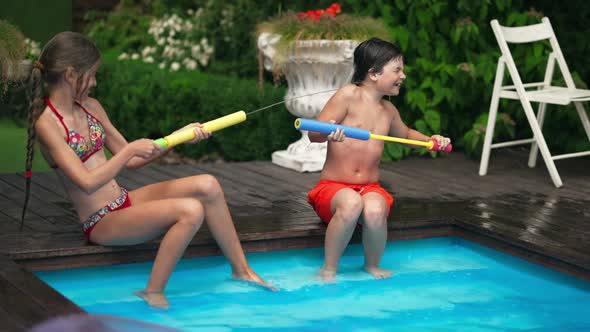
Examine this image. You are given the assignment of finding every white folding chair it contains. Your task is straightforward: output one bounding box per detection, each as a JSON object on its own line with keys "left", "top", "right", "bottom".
{"left": 479, "top": 17, "right": 590, "bottom": 188}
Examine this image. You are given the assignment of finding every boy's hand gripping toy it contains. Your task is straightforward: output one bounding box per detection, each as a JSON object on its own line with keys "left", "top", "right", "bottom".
{"left": 294, "top": 118, "right": 452, "bottom": 152}
{"left": 153, "top": 111, "right": 247, "bottom": 149}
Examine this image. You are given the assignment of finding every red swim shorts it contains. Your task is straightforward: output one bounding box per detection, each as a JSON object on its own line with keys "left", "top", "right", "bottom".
{"left": 307, "top": 180, "right": 394, "bottom": 224}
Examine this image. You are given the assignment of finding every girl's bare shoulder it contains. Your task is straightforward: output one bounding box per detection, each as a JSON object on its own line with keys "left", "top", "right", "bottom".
{"left": 35, "top": 106, "right": 67, "bottom": 143}
{"left": 80, "top": 97, "right": 110, "bottom": 123}
{"left": 36, "top": 105, "right": 60, "bottom": 130}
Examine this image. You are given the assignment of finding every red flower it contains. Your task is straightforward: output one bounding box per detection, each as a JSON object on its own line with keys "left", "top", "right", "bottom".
{"left": 330, "top": 3, "right": 341, "bottom": 14}
{"left": 296, "top": 3, "right": 342, "bottom": 22}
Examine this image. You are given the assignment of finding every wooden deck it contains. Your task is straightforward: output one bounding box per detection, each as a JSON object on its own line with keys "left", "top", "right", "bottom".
{"left": 1, "top": 148, "right": 589, "bottom": 331}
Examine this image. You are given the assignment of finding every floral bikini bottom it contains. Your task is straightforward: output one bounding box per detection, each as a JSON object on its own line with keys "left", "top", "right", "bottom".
{"left": 82, "top": 188, "right": 132, "bottom": 240}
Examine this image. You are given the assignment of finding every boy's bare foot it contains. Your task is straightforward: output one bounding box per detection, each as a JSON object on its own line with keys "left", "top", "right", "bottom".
{"left": 134, "top": 290, "right": 169, "bottom": 309}
{"left": 364, "top": 266, "right": 393, "bottom": 279}
{"left": 318, "top": 267, "right": 337, "bottom": 283}
{"left": 233, "top": 268, "right": 277, "bottom": 291}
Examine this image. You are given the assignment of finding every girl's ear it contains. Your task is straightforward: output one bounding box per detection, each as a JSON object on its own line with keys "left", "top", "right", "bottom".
{"left": 63, "top": 66, "right": 78, "bottom": 85}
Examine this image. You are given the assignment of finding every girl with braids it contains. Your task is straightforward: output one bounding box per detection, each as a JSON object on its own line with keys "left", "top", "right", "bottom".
{"left": 22, "top": 32, "right": 273, "bottom": 309}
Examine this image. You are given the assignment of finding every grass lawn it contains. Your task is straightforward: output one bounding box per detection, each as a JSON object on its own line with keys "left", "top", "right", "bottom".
{"left": 0, "top": 118, "right": 50, "bottom": 173}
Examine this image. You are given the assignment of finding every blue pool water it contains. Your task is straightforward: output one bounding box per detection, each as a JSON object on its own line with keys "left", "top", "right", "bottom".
{"left": 37, "top": 237, "right": 590, "bottom": 331}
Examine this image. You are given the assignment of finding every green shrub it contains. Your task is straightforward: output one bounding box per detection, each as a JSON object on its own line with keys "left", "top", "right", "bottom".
{"left": 94, "top": 51, "right": 298, "bottom": 161}
{"left": 342, "top": 0, "right": 590, "bottom": 159}
{"left": 85, "top": 7, "right": 153, "bottom": 54}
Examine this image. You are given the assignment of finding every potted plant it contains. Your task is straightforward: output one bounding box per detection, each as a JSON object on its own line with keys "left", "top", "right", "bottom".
{"left": 257, "top": 4, "right": 388, "bottom": 77}
{"left": 0, "top": 21, "right": 41, "bottom": 121}
{"left": 256, "top": 3, "right": 389, "bottom": 172}
{"left": 0, "top": 20, "right": 27, "bottom": 91}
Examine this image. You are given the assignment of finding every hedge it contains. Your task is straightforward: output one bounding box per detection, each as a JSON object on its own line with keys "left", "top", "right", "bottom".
{"left": 94, "top": 52, "right": 298, "bottom": 161}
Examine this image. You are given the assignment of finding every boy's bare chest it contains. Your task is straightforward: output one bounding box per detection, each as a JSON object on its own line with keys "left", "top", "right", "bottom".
{"left": 343, "top": 106, "right": 392, "bottom": 135}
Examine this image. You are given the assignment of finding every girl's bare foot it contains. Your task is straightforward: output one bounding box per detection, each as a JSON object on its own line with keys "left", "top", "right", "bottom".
{"left": 364, "top": 266, "right": 393, "bottom": 279}
{"left": 233, "top": 268, "right": 277, "bottom": 291}
{"left": 135, "top": 290, "right": 170, "bottom": 309}
{"left": 318, "top": 267, "right": 337, "bottom": 283}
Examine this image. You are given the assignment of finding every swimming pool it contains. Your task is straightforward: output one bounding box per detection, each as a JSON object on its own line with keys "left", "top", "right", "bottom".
{"left": 36, "top": 237, "right": 590, "bottom": 331}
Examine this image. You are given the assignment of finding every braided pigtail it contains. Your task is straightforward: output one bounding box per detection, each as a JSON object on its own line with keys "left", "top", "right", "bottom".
{"left": 20, "top": 61, "right": 46, "bottom": 230}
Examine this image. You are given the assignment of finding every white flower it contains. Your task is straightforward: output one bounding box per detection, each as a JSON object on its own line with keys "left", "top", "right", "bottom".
{"left": 185, "top": 59, "right": 197, "bottom": 70}
{"left": 120, "top": 7, "right": 217, "bottom": 71}
{"left": 24, "top": 38, "right": 41, "bottom": 58}
{"left": 118, "top": 52, "right": 129, "bottom": 60}
{"left": 191, "top": 45, "right": 201, "bottom": 58}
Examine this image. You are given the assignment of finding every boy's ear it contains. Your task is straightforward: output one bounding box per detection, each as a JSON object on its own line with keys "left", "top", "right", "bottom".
{"left": 367, "top": 69, "right": 379, "bottom": 82}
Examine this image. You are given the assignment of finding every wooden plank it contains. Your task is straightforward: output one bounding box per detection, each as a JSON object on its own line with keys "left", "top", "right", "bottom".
{"left": 0, "top": 306, "right": 26, "bottom": 332}
{"left": 153, "top": 164, "right": 261, "bottom": 208}
{"left": 196, "top": 163, "right": 290, "bottom": 197}
{"left": 0, "top": 255, "right": 83, "bottom": 330}
{"left": 454, "top": 227, "right": 590, "bottom": 282}
{"left": 239, "top": 161, "right": 318, "bottom": 191}
{"left": 133, "top": 164, "right": 177, "bottom": 183}
{"left": 114, "top": 168, "right": 143, "bottom": 190}
{"left": 1, "top": 173, "right": 70, "bottom": 207}
{"left": 231, "top": 163, "right": 311, "bottom": 194}
{"left": 456, "top": 211, "right": 590, "bottom": 268}
{"left": 0, "top": 179, "right": 71, "bottom": 219}
{"left": 0, "top": 255, "right": 83, "bottom": 313}
{"left": 28, "top": 171, "right": 69, "bottom": 200}
{"left": 466, "top": 195, "right": 590, "bottom": 241}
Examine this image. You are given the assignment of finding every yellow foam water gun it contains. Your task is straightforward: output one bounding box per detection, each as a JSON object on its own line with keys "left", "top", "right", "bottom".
{"left": 153, "top": 111, "right": 247, "bottom": 149}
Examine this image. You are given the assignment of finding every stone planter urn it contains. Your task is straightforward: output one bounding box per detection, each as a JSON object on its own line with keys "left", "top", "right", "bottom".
{"left": 2, "top": 59, "right": 32, "bottom": 82}
{"left": 258, "top": 33, "right": 358, "bottom": 172}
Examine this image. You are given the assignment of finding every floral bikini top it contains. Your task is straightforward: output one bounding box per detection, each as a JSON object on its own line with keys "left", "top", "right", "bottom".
{"left": 46, "top": 97, "right": 106, "bottom": 168}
